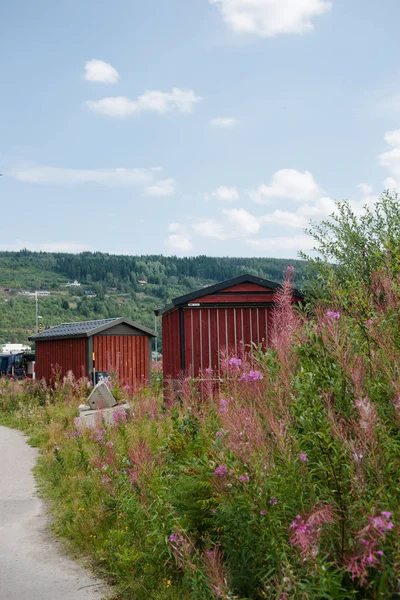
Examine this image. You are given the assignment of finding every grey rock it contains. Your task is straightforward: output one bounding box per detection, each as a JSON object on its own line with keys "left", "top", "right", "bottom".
{"left": 75, "top": 404, "right": 132, "bottom": 429}
{"left": 87, "top": 382, "right": 117, "bottom": 410}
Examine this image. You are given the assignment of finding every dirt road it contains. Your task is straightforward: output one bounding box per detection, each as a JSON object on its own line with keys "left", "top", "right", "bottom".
{"left": 0, "top": 425, "right": 109, "bottom": 600}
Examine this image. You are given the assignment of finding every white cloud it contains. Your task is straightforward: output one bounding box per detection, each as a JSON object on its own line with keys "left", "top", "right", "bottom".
{"left": 357, "top": 183, "right": 373, "bottom": 194}
{"left": 384, "top": 128, "right": 400, "bottom": 148}
{"left": 84, "top": 59, "right": 120, "bottom": 84}
{"left": 166, "top": 235, "right": 193, "bottom": 254}
{"left": 259, "top": 196, "right": 335, "bottom": 229}
{"left": 0, "top": 241, "right": 93, "bottom": 253}
{"left": 9, "top": 165, "right": 154, "bottom": 186}
{"left": 193, "top": 207, "right": 260, "bottom": 240}
{"left": 85, "top": 88, "right": 202, "bottom": 117}
{"left": 209, "top": 0, "right": 332, "bottom": 37}
{"left": 223, "top": 207, "right": 260, "bottom": 235}
{"left": 193, "top": 219, "right": 227, "bottom": 240}
{"left": 378, "top": 128, "right": 400, "bottom": 189}
{"left": 205, "top": 186, "right": 239, "bottom": 201}
{"left": 145, "top": 178, "right": 176, "bottom": 197}
{"left": 246, "top": 234, "right": 315, "bottom": 251}
{"left": 210, "top": 117, "right": 239, "bottom": 128}
{"left": 250, "top": 168, "right": 321, "bottom": 203}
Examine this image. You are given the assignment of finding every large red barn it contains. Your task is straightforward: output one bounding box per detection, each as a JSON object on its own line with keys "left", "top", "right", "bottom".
{"left": 30, "top": 318, "right": 156, "bottom": 387}
{"left": 156, "top": 274, "right": 303, "bottom": 382}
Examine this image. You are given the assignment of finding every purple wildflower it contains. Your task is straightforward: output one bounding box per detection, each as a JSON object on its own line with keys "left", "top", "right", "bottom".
{"left": 228, "top": 357, "right": 242, "bottom": 368}
{"left": 240, "top": 370, "right": 263, "bottom": 382}
{"left": 113, "top": 408, "right": 127, "bottom": 425}
{"left": 169, "top": 532, "right": 184, "bottom": 545}
{"left": 269, "top": 496, "right": 278, "bottom": 505}
{"left": 260, "top": 510, "right": 265, "bottom": 516}
{"left": 381, "top": 511, "right": 392, "bottom": 519}
{"left": 326, "top": 310, "right": 341, "bottom": 320}
{"left": 216, "top": 431, "right": 223, "bottom": 438}
{"left": 239, "top": 473, "right": 250, "bottom": 483}
{"left": 105, "top": 441, "right": 114, "bottom": 449}
{"left": 347, "top": 511, "right": 395, "bottom": 585}
{"left": 214, "top": 464, "right": 228, "bottom": 478}
{"left": 218, "top": 399, "right": 229, "bottom": 414}
{"left": 298, "top": 452, "right": 309, "bottom": 463}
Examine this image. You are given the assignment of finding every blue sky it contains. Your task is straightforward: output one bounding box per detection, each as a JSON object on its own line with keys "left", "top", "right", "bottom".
{"left": 1, "top": 0, "right": 400, "bottom": 258}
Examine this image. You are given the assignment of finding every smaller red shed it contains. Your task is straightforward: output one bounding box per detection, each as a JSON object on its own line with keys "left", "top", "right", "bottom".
{"left": 30, "top": 317, "right": 156, "bottom": 387}
{"left": 156, "top": 274, "right": 303, "bottom": 382}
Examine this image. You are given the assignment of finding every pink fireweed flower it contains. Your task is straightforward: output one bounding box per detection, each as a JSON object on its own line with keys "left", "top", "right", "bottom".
{"left": 218, "top": 398, "right": 229, "bottom": 414}
{"left": 347, "top": 511, "right": 395, "bottom": 585}
{"left": 298, "top": 452, "right": 309, "bottom": 463}
{"left": 290, "top": 505, "right": 336, "bottom": 559}
{"left": 240, "top": 370, "right": 263, "bottom": 382}
{"left": 326, "top": 310, "right": 341, "bottom": 320}
{"left": 214, "top": 464, "right": 228, "bottom": 478}
{"left": 239, "top": 473, "right": 250, "bottom": 483}
{"left": 169, "top": 532, "right": 184, "bottom": 544}
{"left": 112, "top": 408, "right": 128, "bottom": 425}
{"left": 228, "top": 357, "right": 242, "bottom": 369}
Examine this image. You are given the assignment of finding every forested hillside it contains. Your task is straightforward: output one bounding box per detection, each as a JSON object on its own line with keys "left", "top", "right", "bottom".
{"left": 0, "top": 250, "right": 307, "bottom": 346}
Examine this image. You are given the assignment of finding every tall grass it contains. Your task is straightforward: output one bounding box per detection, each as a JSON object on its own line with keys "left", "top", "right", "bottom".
{"left": 1, "top": 267, "right": 400, "bottom": 599}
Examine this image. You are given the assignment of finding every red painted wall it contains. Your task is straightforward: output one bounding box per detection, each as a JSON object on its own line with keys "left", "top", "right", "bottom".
{"left": 182, "top": 306, "right": 271, "bottom": 378}
{"left": 35, "top": 338, "right": 87, "bottom": 382}
{"left": 93, "top": 335, "right": 149, "bottom": 388}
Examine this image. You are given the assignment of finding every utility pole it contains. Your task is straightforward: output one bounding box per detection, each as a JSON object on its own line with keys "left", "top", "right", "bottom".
{"left": 154, "top": 315, "right": 158, "bottom": 361}
{"left": 35, "top": 292, "right": 38, "bottom": 333}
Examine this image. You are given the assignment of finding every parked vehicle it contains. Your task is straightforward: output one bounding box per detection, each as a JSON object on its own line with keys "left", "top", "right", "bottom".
{"left": 0, "top": 352, "right": 35, "bottom": 379}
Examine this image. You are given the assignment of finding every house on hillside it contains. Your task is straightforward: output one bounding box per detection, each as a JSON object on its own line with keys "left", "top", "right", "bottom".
{"left": 30, "top": 318, "right": 156, "bottom": 387}
{"left": 155, "top": 274, "right": 303, "bottom": 383}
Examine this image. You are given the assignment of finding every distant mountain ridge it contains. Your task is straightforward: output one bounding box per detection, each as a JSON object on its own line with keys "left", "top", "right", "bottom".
{"left": 0, "top": 251, "right": 307, "bottom": 345}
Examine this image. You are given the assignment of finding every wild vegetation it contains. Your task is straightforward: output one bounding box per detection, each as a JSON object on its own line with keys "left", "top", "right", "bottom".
{"left": 1, "top": 193, "right": 400, "bottom": 599}
{"left": 0, "top": 252, "right": 307, "bottom": 346}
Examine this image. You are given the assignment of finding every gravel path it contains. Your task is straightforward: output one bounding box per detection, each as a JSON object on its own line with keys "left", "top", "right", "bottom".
{"left": 0, "top": 425, "right": 110, "bottom": 600}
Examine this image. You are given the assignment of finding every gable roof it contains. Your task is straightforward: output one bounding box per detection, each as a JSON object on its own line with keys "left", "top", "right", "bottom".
{"left": 155, "top": 273, "right": 303, "bottom": 316}
{"left": 29, "top": 317, "right": 156, "bottom": 341}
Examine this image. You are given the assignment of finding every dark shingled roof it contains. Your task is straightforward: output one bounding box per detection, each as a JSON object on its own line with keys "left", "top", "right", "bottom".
{"left": 29, "top": 317, "right": 156, "bottom": 341}
{"left": 155, "top": 273, "right": 303, "bottom": 316}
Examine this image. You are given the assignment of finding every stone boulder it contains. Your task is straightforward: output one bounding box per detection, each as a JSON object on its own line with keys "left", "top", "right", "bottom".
{"left": 87, "top": 382, "right": 117, "bottom": 410}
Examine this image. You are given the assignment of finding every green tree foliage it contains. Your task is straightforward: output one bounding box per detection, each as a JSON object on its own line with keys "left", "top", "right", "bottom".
{"left": 301, "top": 191, "right": 400, "bottom": 315}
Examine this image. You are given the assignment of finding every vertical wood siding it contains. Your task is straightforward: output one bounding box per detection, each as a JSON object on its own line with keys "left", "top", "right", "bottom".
{"left": 183, "top": 306, "right": 269, "bottom": 377}
{"left": 93, "top": 335, "right": 149, "bottom": 388}
{"left": 35, "top": 338, "right": 87, "bottom": 382}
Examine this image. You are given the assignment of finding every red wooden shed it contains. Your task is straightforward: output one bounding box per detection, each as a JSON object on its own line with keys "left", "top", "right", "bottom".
{"left": 155, "top": 274, "right": 303, "bottom": 382}
{"left": 30, "top": 317, "right": 156, "bottom": 387}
